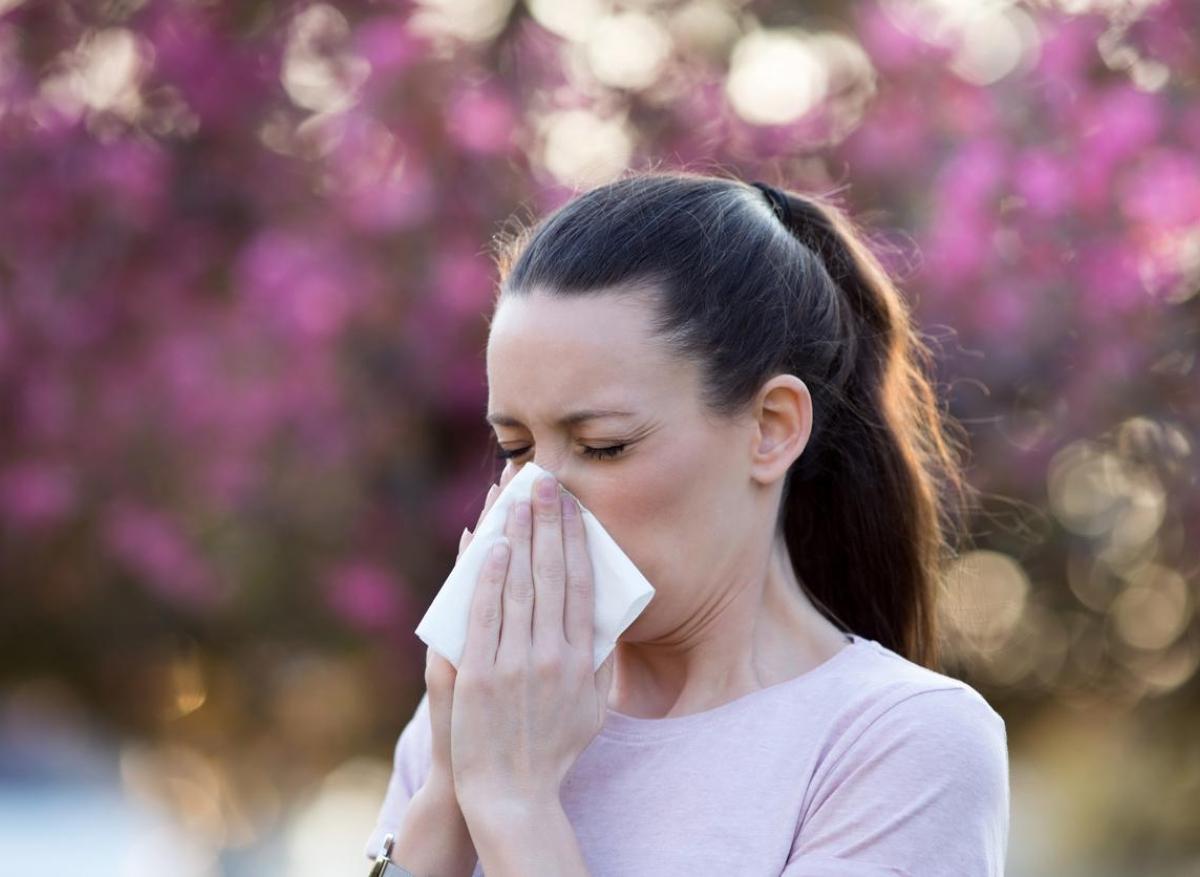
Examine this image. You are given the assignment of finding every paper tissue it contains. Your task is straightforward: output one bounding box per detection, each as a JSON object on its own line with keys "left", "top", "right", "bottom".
{"left": 415, "top": 462, "right": 655, "bottom": 672}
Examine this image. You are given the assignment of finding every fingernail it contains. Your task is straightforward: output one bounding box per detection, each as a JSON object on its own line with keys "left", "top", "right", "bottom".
{"left": 561, "top": 494, "right": 576, "bottom": 518}
{"left": 491, "top": 538, "right": 510, "bottom": 561}
{"left": 515, "top": 499, "right": 532, "bottom": 524}
{"left": 536, "top": 474, "right": 557, "bottom": 502}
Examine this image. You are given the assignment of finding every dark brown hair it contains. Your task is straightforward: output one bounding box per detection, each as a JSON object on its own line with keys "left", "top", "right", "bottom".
{"left": 489, "top": 170, "right": 976, "bottom": 670}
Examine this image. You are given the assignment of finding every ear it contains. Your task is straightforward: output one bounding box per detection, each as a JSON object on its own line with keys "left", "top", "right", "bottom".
{"left": 748, "top": 374, "right": 813, "bottom": 488}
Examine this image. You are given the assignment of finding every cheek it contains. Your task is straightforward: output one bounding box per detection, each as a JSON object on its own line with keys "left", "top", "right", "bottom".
{"left": 588, "top": 439, "right": 717, "bottom": 590}
{"left": 590, "top": 436, "right": 704, "bottom": 528}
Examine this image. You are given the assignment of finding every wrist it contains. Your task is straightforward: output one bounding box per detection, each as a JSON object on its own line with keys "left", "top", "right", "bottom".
{"left": 419, "top": 770, "right": 463, "bottom": 814}
{"left": 381, "top": 775, "right": 477, "bottom": 877}
{"left": 459, "top": 789, "right": 562, "bottom": 838}
{"left": 411, "top": 778, "right": 473, "bottom": 843}
{"left": 460, "top": 796, "right": 583, "bottom": 877}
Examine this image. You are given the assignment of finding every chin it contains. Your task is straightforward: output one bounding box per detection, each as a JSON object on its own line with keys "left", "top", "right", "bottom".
{"left": 618, "top": 606, "right": 657, "bottom": 644}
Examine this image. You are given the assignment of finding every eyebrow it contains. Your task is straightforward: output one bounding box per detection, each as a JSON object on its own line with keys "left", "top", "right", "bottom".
{"left": 486, "top": 408, "right": 637, "bottom": 428}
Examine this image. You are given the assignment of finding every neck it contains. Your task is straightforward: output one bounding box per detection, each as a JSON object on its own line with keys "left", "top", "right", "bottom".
{"left": 608, "top": 535, "right": 850, "bottom": 720}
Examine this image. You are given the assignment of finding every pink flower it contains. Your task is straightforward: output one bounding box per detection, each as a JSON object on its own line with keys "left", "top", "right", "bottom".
{"left": 1077, "top": 239, "right": 1145, "bottom": 316}
{"left": 1077, "top": 85, "right": 1164, "bottom": 166}
{"left": 1033, "top": 13, "right": 1104, "bottom": 83}
{"left": 0, "top": 461, "right": 75, "bottom": 530}
{"left": 1014, "top": 148, "right": 1074, "bottom": 218}
{"left": 235, "top": 230, "right": 360, "bottom": 341}
{"left": 102, "top": 501, "right": 226, "bottom": 611}
{"left": 321, "top": 113, "right": 436, "bottom": 232}
{"left": 88, "top": 141, "right": 169, "bottom": 228}
{"left": 353, "top": 15, "right": 429, "bottom": 81}
{"left": 844, "top": 96, "right": 928, "bottom": 174}
{"left": 433, "top": 238, "right": 496, "bottom": 319}
{"left": 855, "top": 3, "right": 921, "bottom": 73}
{"left": 324, "top": 561, "right": 406, "bottom": 632}
{"left": 446, "top": 80, "right": 517, "bottom": 155}
{"left": 1119, "top": 148, "right": 1200, "bottom": 229}
{"left": 934, "top": 139, "right": 1007, "bottom": 212}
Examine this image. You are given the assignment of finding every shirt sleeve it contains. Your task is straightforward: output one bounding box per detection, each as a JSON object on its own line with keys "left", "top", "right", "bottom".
{"left": 363, "top": 690, "right": 434, "bottom": 862}
{"left": 782, "top": 686, "right": 1010, "bottom": 877}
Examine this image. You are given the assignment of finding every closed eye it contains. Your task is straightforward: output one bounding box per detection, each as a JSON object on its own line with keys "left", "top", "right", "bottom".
{"left": 494, "top": 444, "right": 628, "bottom": 462}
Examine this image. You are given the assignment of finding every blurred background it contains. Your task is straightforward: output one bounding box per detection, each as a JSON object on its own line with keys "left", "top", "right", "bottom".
{"left": 0, "top": 0, "right": 1197, "bottom": 874}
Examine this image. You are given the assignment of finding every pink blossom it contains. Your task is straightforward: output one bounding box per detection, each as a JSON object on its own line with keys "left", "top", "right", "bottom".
{"left": 1014, "top": 148, "right": 1074, "bottom": 218}
{"left": 235, "top": 230, "right": 360, "bottom": 341}
{"left": 102, "top": 501, "right": 226, "bottom": 611}
{"left": 1118, "top": 147, "right": 1200, "bottom": 229}
{"left": 17, "top": 369, "right": 73, "bottom": 442}
{"left": 0, "top": 461, "right": 76, "bottom": 530}
{"left": 1126, "top": 0, "right": 1200, "bottom": 68}
{"left": 0, "top": 312, "right": 9, "bottom": 370}
{"left": 933, "top": 139, "right": 1008, "bottom": 215}
{"left": 324, "top": 560, "right": 406, "bottom": 632}
{"left": 845, "top": 93, "right": 929, "bottom": 174}
{"left": 446, "top": 81, "right": 517, "bottom": 155}
{"left": 88, "top": 141, "right": 169, "bottom": 228}
{"left": 433, "top": 238, "right": 496, "bottom": 319}
{"left": 855, "top": 3, "right": 933, "bottom": 73}
{"left": 353, "top": 15, "right": 430, "bottom": 81}
{"left": 322, "top": 114, "right": 437, "bottom": 232}
{"left": 921, "top": 212, "right": 994, "bottom": 290}
{"left": 1033, "top": 13, "right": 1104, "bottom": 83}
{"left": 975, "top": 281, "right": 1034, "bottom": 340}
{"left": 1077, "top": 239, "right": 1146, "bottom": 316}
{"left": 1076, "top": 85, "right": 1164, "bottom": 166}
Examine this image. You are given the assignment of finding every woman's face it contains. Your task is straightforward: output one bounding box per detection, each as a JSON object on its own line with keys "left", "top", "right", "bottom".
{"left": 485, "top": 287, "right": 805, "bottom": 643}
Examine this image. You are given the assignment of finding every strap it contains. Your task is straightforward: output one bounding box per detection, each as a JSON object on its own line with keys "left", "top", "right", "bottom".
{"left": 378, "top": 862, "right": 417, "bottom": 877}
{"left": 368, "top": 833, "right": 418, "bottom": 877}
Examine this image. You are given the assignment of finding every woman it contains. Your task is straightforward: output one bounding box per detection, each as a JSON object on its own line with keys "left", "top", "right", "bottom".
{"left": 364, "top": 171, "right": 1009, "bottom": 876}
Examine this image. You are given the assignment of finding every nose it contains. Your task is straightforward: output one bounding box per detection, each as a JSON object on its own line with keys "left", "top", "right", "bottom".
{"left": 523, "top": 458, "right": 575, "bottom": 502}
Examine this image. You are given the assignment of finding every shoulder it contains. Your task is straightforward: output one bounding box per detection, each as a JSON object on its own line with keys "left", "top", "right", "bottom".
{"left": 790, "top": 641, "right": 1010, "bottom": 873}
{"left": 829, "top": 636, "right": 1006, "bottom": 735}
{"left": 808, "top": 638, "right": 1009, "bottom": 808}
{"left": 847, "top": 684, "right": 1008, "bottom": 780}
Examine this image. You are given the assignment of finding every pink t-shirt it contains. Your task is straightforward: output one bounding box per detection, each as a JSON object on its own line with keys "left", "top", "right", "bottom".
{"left": 365, "top": 632, "right": 1009, "bottom": 876}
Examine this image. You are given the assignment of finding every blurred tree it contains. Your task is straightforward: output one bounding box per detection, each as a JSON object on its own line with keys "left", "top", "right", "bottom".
{"left": 0, "top": 0, "right": 1197, "bottom": 867}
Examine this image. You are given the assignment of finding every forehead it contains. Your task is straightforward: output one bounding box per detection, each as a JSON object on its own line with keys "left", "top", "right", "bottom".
{"left": 486, "top": 289, "right": 684, "bottom": 418}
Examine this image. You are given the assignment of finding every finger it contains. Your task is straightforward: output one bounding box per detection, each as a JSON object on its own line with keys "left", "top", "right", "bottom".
{"left": 496, "top": 498, "right": 535, "bottom": 666}
{"left": 461, "top": 535, "right": 511, "bottom": 670}
{"left": 427, "top": 646, "right": 455, "bottom": 678}
{"left": 529, "top": 473, "right": 567, "bottom": 652}
{"left": 426, "top": 646, "right": 456, "bottom": 693}
{"left": 560, "top": 491, "right": 595, "bottom": 654}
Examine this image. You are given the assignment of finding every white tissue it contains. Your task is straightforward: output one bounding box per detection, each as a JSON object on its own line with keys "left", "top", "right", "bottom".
{"left": 415, "top": 462, "right": 655, "bottom": 672}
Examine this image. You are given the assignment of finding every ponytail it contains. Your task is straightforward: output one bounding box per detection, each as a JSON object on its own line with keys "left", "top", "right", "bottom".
{"left": 768, "top": 186, "right": 977, "bottom": 669}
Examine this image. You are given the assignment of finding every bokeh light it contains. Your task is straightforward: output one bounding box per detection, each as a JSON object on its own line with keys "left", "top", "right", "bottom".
{"left": 1, "top": 0, "right": 1197, "bottom": 873}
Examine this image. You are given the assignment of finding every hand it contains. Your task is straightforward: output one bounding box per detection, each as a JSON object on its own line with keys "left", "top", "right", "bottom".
{"left": 426, "top": 462, "right": 520, "bottom": 784}
{"left": 449, "top": 469, "right": 616, "bottom": 817}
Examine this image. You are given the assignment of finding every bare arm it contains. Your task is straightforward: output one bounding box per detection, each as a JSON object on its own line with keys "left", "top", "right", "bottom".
{"left": 462, "top": 796, "right": 591, "bottom": 877}
{"left": 382, "top": 774, "right": 478, "bottom": 877}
